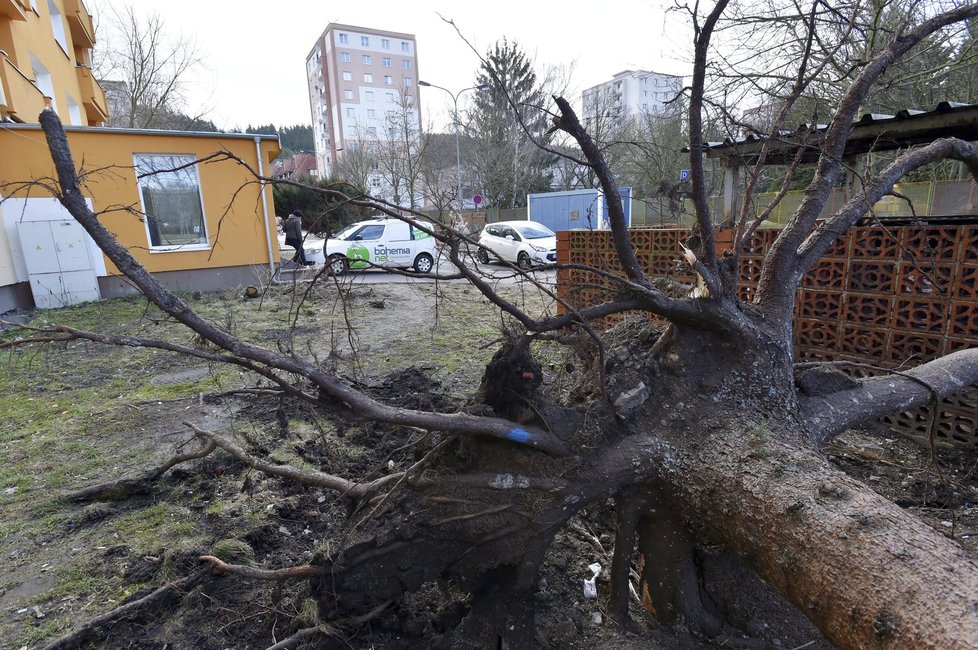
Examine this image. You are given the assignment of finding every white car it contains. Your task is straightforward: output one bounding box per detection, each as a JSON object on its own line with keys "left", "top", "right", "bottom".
{"left": 475, "top": 221, "right": 557, "bottom": 269}
{"left": 323, "top": 218, "right": 437, "bottom": 275}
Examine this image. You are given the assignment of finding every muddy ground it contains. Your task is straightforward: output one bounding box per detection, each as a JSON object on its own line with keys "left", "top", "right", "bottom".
{"left": 0, "top": 278, "right": 976, "bottom": 649}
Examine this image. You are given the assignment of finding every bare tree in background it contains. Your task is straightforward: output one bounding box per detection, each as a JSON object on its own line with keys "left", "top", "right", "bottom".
{"left": 96, "top": 5, "right": 202, "bottom": 129}
{"left": 21, "top": 1, "right": 978, "bottom": 648}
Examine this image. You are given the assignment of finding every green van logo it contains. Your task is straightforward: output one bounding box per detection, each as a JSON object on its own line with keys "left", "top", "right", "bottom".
{"left": 346, "top": 244, "right": 370, "bottom": 269}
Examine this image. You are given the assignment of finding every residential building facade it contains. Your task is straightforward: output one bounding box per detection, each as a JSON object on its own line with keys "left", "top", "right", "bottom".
{"left": 581, "top": 69, "right": 683, "bottom": 127}
{"left": 0, "top": 0, "right": 107, "bottom": 125}
{"left": 0, "top": 0, "right": 282, "bottom": 313}
{"left": 305, "top": 24, "right": 421, "bottom": 194}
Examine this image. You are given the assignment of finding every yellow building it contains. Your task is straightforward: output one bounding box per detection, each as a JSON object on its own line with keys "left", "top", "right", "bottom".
{"left": 0, "top": 0, "right": 283, "bottom": 312}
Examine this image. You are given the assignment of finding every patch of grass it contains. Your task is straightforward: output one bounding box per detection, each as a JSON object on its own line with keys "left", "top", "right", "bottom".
{"left": 110, "top": 503, "right": 207, "bottom": 555}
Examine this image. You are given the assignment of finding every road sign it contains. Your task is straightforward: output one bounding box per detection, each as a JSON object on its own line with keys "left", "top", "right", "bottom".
{"left": 680, "top": 169, "right": 690, "bottom": 181}
{"left": 472, "top": 194, "right": 483, "bottom": 206}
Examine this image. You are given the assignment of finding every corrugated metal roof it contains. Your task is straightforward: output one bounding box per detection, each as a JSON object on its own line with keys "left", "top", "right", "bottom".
{"left": 698, "top": 101, "right": 978, "bottom": 163}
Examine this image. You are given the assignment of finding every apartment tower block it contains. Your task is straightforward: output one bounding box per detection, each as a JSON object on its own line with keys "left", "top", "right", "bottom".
{"left": 306, "top": 23, "right": 421, "bottom": 181}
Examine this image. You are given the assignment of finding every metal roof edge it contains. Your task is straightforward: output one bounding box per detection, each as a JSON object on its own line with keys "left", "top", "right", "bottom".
{"left": 0, "top": 122, "right": 280, "bottom": 141}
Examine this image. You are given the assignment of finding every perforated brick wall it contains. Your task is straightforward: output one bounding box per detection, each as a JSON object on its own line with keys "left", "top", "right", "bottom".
{"left": 557, "top": 225, "right": 978, "bottom": 448}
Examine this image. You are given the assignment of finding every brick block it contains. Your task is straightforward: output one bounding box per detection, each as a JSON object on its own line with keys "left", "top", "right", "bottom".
{"left": 803, "top": 259, "right": 848, "bottom": 291}
{"left": 888, "top": 330, "right": 944, "bottom": 364}
{"left": 902, "top": 226, "right": 959, "bottom": 262}
{"left": 892, "top": 297, "right": 947, "bottom": 334}
{"left": 954, "top": 264, "right": 978, "bottom": 302}
{"left": 847, "top": 260, "right": 896, "bottom": 294}
{"left": 948, "top": 302, "right": 978, "bottom": 341}
{"left": 897, "top": 262, "right": 955, "bottom": 297}
{"left": 845, "top": 294, "right": 894, "bottom": 327}
{"left": 941, "top": 385, "right": 978, "bottom": 413}
{"left": 961, "top": 225, "right": 978, "bottom": 264}
{"left": 797, "top": 318, "right": 840, "bottom": 349}
{"left": 797, "top": 288, "right": 841, "bottom": 321}
{"left": 851, "top": 226, "right": 902, "bottom": 259}
{"left": 839, "top": 324, "right": 888, "bottom": 358}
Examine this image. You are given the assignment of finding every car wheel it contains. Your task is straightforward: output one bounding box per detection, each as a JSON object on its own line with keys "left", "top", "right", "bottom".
{"left": 414, "top": 253, "right": 434, "bottom": 274}
{"left": 327, "top": 255, "right": 348, "bottom": 276}
{"left": 476, "top": 248, "right": 490, "bottom": 264}
{"left": 517, "top": 251, "right": 532, "bottom": 270}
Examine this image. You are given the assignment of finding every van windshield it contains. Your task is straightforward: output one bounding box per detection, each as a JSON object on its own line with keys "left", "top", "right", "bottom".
{"left": 333, "top": 223, "right": 366, "bottom": 240}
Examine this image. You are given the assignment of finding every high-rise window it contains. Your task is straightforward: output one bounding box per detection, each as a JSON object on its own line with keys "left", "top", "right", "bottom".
{"left": 340, "top": 52, "right": 350, "bottom": 62}
{"left": 384, "top": 76, "right": 392, "bottom": 85}
{"left": 403, "top": 77, "right": 413, "bottom": 87}
{"left": 342, "top": 71, "right": 352, "bottom": 81}
{"left": 381, "top": 39, "right": 390, "bottom": 49}
{"left": 364, "top": 73, "right": 373, "bottom": 83}
{"left": 402, "top": 60, "right": 411, "bottom": 70}
{"left": 338, "top": 33, "right": 348, "bottom": 44}
{"left": 366, "top": 91, "right": 375, "bottom": 101}
{"left": 47, "top": 0, "right": 68, "bottom": 53}
{"left": 401, "top": 41, "right": 410, "bottom": 52}
{"left": 362, "top": 55, "right": 371, "bottom": 64}
{"left": 383, "top": 57, "right": 391, "bottom": 67}
{"left": 361, "top": 36, "right": 370, "bottom": 46}
{"left": 344, "top": 90, "right": 353, "bottom": 99}
{"left": 367, "top": 109, "right": 376, "bottom": 119}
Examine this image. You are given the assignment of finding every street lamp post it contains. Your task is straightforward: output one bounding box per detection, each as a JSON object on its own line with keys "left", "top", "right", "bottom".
{"left": 418, "top": 80, "right": 489, "bottom": 212}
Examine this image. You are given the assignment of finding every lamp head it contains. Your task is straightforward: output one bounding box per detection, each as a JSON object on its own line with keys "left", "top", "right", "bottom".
{"left": 418, "top": 80, "right": 432, "bottom": 87}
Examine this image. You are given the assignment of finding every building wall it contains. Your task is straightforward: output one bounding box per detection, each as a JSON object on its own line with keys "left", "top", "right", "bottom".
{"left": 0, "top": 124, "right": 281, "bottom": 300}
{"left": 0, "top": 0, "right": 106, "bottom": 126}
{"left": 306, "top": 23, "right": 421, "bottom": 179}
{"left": 581, "top": 69, "right": 683, "bottom": 125}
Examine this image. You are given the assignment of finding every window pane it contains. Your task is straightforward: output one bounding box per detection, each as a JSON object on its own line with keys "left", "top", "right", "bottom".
{"left": 134, "top": 154, "right": 206, "bottom": 248}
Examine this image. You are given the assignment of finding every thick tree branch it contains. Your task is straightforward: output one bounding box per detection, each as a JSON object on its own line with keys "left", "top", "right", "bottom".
{"left": 797, "top": 137, "right": 978, "bottom": 272}
{"left": 756, "top": 3, "right": 978, "bottom": 317}
{"left": 800, "top": 349, "right": 978, "bottom": 446}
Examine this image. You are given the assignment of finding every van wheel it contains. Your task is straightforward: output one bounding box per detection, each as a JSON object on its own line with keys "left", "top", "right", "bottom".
{"left": 517, "top": 252, "right": 532, "bottom": 270}
{"left": 476, "top": 249, "right": 490, "bottom": 264}
{"left": 414, "top": 253, "right": 434, "bottom": 274}
{"left": 328, "top": 255, "right": 348, "bottom": 276}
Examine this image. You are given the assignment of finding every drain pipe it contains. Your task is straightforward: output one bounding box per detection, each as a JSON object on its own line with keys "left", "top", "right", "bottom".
{"left": 255, "top": 136, "right": 277, "bottom": 278}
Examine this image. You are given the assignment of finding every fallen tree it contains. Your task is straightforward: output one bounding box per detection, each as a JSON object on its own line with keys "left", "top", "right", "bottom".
{"left": 23, "top": 1, "right": 978, "bottom": 647}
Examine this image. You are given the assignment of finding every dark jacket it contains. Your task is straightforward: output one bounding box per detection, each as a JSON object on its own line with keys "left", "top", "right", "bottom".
{"left": 284, "top": 215, "right": 303, "bottom": 244}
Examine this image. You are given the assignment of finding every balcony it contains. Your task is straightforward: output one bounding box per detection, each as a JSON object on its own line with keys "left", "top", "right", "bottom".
{"left": 74, "top": 63, "right": 107, "bottom": 124}
{"left": 62, "top": 0, "right": 96, "bottom": 48}
{"left": 0, "top": 0, "right": 28, "bottom": 21}
{"left": 0, "top": 52, "right": 47, "bottom": 122}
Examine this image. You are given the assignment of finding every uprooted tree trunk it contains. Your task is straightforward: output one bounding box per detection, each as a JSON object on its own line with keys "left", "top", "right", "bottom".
{"left": 30, "top": 2, "right": 978, "bottom": 646}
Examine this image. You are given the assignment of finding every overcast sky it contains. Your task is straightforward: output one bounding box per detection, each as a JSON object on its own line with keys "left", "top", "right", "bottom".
{"left": 88, "top": 0, "right": 692, "bottom": 133}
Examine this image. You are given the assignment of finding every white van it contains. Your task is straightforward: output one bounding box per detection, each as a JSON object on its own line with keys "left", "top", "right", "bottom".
{"left": 323, "top": 218, "right": 438, "bottom": 275}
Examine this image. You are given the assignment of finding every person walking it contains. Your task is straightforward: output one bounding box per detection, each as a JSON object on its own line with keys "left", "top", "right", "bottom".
{"left": 284, "top": 210, "right": 313, "bottom": 266}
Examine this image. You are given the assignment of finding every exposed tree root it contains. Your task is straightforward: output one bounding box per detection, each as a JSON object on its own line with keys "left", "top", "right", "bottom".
{"left": 609, "top": 489, "right": 646, "bottom": 624}
{"left": 199, "top": 555, "right": 325, "bottom": 580}
{"left": 263, "top": 600, "right": 392, "bottom": 650}
{"left": 185, "top": 422, "right": 399, "bottom": 501}
{"left": 65, "top": 438, "right": 218, "bottom": 502}
{"left": 38, "top": 570, "right": 208, "bottom": 650}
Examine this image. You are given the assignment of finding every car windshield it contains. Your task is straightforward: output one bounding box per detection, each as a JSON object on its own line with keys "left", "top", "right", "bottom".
{"left": 514, "top": 223, "right": 555, "bottom": 239}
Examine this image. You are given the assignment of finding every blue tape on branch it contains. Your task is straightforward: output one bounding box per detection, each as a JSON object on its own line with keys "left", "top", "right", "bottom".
{"left": 506, "top": 428, "right": 532, "bottom": 443}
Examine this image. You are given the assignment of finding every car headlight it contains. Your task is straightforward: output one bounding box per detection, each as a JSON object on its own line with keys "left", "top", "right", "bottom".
{"left": 530, "top": 244, "right": 547, "bottom": 252}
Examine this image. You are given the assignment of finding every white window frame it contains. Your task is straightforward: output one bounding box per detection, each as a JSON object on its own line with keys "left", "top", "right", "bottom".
{"left": 47, "top": 0, "right": 68, "bottom": 55}
{"left": 384, "top": 75, "right": 392, "bottom": 86}
{"left": 342, "top": 71, "right": 352, "bottom": 81}
{"left": 338, "top": 33, "right": 348, "bottom": 44}
{"left": 382, "top": 57, "right": 391, "bottom": 67}
{"left": 364, "top": 72, "right": 373, "bottom": 83}
{"left": 401, "top": 41, "right": 410, "bottom": 52}
{"left": 402, "top": 60, "right": 411, "bottom": 70}
{"left": 381, "top": 38, "right": 390, "bottom": 49}
{"left": 66, "top": 93, "right": 82, "bottom": 125}
{"left": 362, "top": 54, "right": 371, "bottom": 65}
{"left": 343, "top": 89, "right": 353, "bottom": 99}
{"left": 403, "top": 77, "right": 413, "bottom": 87}
{"left": 340, "top": 52, "right": 351, "bottom": 62}
{"left": 133, "top": 153, "right": 209, "bottom": 252}
{"left": 365, "top": 90, "right": 374, "bottom": 101}
{"left": 361, "top": 36, "right": 370, "bottom": 46}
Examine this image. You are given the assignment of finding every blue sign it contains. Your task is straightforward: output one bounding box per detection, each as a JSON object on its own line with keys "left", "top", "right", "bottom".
{"left": 680, "top": 169, "right": 690, "bottom": 181}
